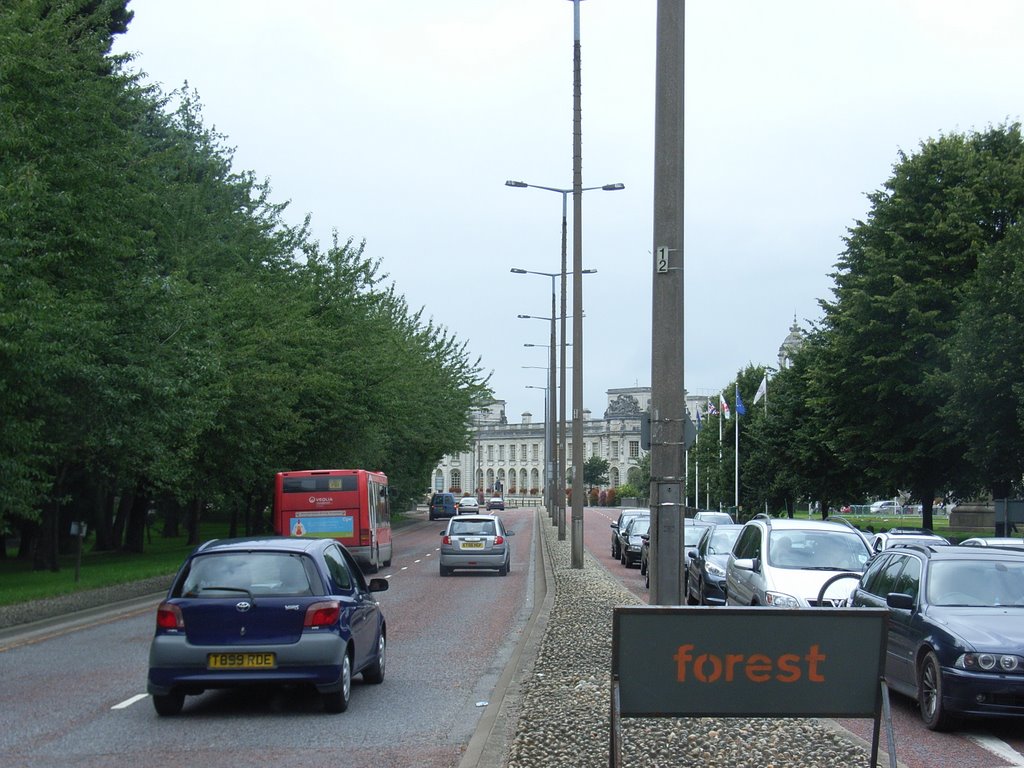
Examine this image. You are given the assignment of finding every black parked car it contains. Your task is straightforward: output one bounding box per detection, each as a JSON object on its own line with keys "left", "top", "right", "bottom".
{"left": 684, "top": 523, "right": 742, "bottom": 605}
{"left": 640, "top": 518, "right": 712, "bottom": 590}
{"left": 617, "top": 516, "right": 650, "bottom": 568}
{"left": 610, "top": 509, "right": 648, "bottom": 560}
{"left": 848, "top": 543, "right": 1024, "bottom": 730}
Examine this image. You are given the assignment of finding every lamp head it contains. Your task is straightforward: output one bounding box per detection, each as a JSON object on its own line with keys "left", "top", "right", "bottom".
{"left": 510, "top": 268, "right": 527, "bottom": 274}
{"left": 602, "top": 183, "right": 625, "bottom": 191}
{"left": 505, "top": 180, "right": 528, "bottom": 188}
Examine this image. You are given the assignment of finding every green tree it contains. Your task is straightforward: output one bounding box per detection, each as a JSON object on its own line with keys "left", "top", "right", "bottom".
{"left": 945, "top": 223, "right": 1024, "bottom": 499}
{"left": 583, "top": 455, "right": 609, "bottom": 490}
{"left": 817, "top": 124, "right": 1024, "bottom": 528}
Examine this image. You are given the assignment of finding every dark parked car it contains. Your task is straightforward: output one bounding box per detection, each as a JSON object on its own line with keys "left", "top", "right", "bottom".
{"left": 610, "top": 508, "right": 649, "bottom": 560}
{"left": 618, "top": 516, "right": 650, "bottom": 568}
{"left": 429, "top": 492, "right": 458, "bottom": 520}
{"left": 486, "top": 496, "right": 505, "bottom": 511}
{"left": 147, "top": 536, "right": 388, "bottom": 716}
{"left": 640, "top": 518, "right": 712, "bottom": 589}
{"left": 685, "top": 523, "right": 742, "bottom": 605}
{"left": 848, "top": 543, "right": 1024, "bottom": 730}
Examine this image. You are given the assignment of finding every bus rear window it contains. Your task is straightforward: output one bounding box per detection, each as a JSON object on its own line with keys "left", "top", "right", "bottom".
{"left": 282, "top": 476, "right": 357, "bottom": 493}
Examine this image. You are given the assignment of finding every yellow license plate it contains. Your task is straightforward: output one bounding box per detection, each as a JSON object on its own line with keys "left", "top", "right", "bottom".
{"left": 207, "top": 652, "right": 276, "bottom": 670}
{"left": 461, "top": 541, "right": 484, "bottom": 549}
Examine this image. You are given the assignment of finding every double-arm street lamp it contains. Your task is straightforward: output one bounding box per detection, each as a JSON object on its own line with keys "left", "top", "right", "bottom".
{"left": 507, "top": 181, "right": 623, "bottom": 562}
{"left": 518, "top": 309, "right": 561, "bottom": 528}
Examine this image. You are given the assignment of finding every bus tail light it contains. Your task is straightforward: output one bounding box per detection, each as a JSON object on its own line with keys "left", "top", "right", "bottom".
{"left": 305, "top": 601, "right": 341, "bottom": 629}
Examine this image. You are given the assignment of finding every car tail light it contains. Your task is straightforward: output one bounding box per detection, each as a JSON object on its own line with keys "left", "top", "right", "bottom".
{"left": 156, "top": 602, "right": 184, "bottom": 630}
{"left": 442, "top": 535, "right": 452, "bottom": 545}
{"left": 494, "top": 536, "right": 505, "bottom": 545}
{"left": 304, "top": 600, "right": 341, "bottom": 628}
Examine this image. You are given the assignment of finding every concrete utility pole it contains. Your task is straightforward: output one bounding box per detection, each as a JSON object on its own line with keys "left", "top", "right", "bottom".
{"left": 648, "top": 0, "right": 685, "bottom": 604}
{"left": 570, "top": 0, "right": 586, "bottom": 569}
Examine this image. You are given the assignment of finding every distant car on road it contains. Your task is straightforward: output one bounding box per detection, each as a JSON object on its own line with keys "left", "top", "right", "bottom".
{"left": 870, "top": 528, "right": 950, "bottom": 553}
{"left": 486, "top": 496, "right": 505, "bottom": 511}
{"left": 429, "top": 492, "right": 458, "bottom": 520}
{"left": 147, "top": 536, "right": 388, "bottom": 716}
{"left": 457, "top": 496, "right": 480, "bottom": 514}
{"left": 439, "top": 514, "right": 514, "bottom": 576}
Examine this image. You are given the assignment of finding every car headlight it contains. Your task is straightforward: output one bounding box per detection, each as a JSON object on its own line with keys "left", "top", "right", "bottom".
{"left": 956, "top": 653, "right": 1024, "bottom": 673}
{"left": 764, "top": 591, "right": 801, "bottom": 608}
{"left": 705, "top": 561, "right": 726, "bottom": 578}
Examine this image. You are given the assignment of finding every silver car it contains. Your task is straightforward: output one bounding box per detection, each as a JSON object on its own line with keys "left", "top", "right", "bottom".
{"left": 726, "top": 516, "right": 872, "bottom": 608}
{"left": 439, "top": 514, "right": 514, "bottom": 576}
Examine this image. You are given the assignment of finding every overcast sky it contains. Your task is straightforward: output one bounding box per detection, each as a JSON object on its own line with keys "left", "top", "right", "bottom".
{"left": 111, "top": 0, "right": 1024, "bottom": 422}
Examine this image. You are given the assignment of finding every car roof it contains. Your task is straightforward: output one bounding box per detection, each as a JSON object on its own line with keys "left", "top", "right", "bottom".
{"left": 887, "top": 542, "right": 1024, "bottom": 560}
{"left": 449, "top": 514, "right": 500, "bottom": 522}
{"left": 749, "top": 517, "right": 861, "bottom": 531}
{"left": 194, "top": 536, "right": 323, "bottom": 555}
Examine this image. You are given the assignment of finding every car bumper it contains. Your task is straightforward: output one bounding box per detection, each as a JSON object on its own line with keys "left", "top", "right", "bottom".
{"left": 940, "top": 666, "right": 1024, "bottom": 718}
{"left": 439, "top": 551, "right": 508, "bottom": 569}
{"left": 147, "top": 632, "right": 347, "bottom": 695}
{"left": 700, "top": 574, "right": 728, "bottom": 605}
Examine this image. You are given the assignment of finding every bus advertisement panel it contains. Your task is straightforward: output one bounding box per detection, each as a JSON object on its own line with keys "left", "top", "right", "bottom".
{"left": 273, "top": 469, "right": 392, "bottom": 572}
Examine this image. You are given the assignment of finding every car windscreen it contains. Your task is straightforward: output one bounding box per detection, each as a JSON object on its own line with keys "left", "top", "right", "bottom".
{"left": 927, "top": 559, "right": 1024, "bottom": 607}
{"left": 629, "top": 519, "right": 651, "bottom": 537}
{"left": 708, "top": 527, "right": 740, "bottom": 554}
{"left": 177, "top": 552, "right": 314, "bottom": 598}
{"left": 450, "top": 520, "right": 496, "bottom": 536}
{"left": 768, "top": 530, "right": 869, "bottom": 571}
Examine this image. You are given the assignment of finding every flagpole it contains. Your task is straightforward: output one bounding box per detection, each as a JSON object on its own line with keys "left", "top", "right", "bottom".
{"left": 734, "top": 390, "right": 739, "bottom": 509}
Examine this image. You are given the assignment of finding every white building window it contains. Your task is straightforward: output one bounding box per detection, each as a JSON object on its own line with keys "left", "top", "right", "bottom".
{"left": 499, "top": 445, "right": 505, "bottom": 461}
{"left": 487, "top": 445, "right": 494, "bottom": 462}
{"left": 532, "top": 444, "right": 539, "bottom": 461}
{"left": 629, "top": 440, "right": 640, "bottom": 459}
{"left": 510, "top": 444, "right": 516, "bottom": 461}
{"left": 611, "top": 440, "right": 619, "bottom": 459}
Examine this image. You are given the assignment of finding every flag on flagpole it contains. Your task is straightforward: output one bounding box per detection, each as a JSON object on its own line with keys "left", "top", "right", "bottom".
{"left": 720, "top": 392, "right": 731, "bottom": 420}
{"left": 735, "top": 385, "right": 746, "bottom": 416}
{"left": 696, "top": 408, "right": 702, "bottom": 430}
{"left": 754, "top": 374, "right": 767, "bottom": 404}
{"left": 707, "top": 398, "right": 718, "bottom": 416}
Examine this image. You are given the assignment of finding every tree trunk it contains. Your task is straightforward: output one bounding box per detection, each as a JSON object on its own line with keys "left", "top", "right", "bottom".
{"left": 186, "top": 498, "right": 202, "bottom": 545}
{"left": 123, "top": 490, "right": 148, "bottom": 554}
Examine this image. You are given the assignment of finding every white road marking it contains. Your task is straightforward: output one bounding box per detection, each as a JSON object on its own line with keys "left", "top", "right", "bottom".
{"left": 967, "top": 733, "right": 1024, "bottom": 766}
{"left": 111, "top": 694, "right": 148, "bottom": 710}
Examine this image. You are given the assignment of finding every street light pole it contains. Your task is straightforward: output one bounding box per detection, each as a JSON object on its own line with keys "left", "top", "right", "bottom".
{"left": 507, "top": 185, "right": 622, "bottom": 549}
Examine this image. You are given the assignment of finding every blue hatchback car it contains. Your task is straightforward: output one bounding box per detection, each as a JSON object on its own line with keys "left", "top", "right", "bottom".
{"left": 147, "top": 536, "right": 388, "bottom": 715}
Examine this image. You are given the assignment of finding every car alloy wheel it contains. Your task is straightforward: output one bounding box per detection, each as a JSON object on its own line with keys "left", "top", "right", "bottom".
{"left": 918, "top": 650, "right": 953, "bottom": 731}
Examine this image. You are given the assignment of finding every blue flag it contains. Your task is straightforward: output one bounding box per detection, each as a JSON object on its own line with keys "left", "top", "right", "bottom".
{"left": 735, "top": 386, "right": 747, "bottom": 416}
{"left": 696, "top": 408, "right": 702, "bottom": 430}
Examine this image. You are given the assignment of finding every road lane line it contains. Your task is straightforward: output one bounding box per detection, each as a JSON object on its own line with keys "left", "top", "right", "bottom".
{"left": 967, "top": 733, "right": 1024, "bottom": 766}
{"left": 111, "top": 694, "right": 149, "bottom": 710}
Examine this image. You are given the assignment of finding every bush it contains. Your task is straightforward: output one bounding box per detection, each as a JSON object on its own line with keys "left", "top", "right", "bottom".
{"left": 605, "top": 488, "right": 618, "bottom": 507}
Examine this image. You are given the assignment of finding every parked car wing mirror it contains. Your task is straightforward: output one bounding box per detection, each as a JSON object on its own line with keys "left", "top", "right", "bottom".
{"left": 886, "top": 592, "right": 914, "bottom": 610}
{"left": 368, "top": 578, "right": 389, "bottom": 593}
{"left": 733, "top": 557, "right": 757, "bottom": 573}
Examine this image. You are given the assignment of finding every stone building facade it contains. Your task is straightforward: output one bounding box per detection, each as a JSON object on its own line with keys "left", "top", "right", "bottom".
{"left": 429, "top": 386, "right": 654, "bottom": 500}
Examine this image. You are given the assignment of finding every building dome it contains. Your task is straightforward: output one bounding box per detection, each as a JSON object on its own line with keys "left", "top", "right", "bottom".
{"left": 778, "top": 316, "right": 805, "bottom": 369}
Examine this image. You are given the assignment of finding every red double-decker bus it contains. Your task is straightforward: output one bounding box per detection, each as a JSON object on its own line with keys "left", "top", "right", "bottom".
{"left": 273, "top": 469, "right": 392, "bottom": 572}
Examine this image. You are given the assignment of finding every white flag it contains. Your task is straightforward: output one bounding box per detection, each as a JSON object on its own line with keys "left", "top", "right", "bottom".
{"left": 720, "top": 392, "right": 731, "bottom": 420}
{"left": 753, "top": 375, "right": 767, "bottom": 404}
